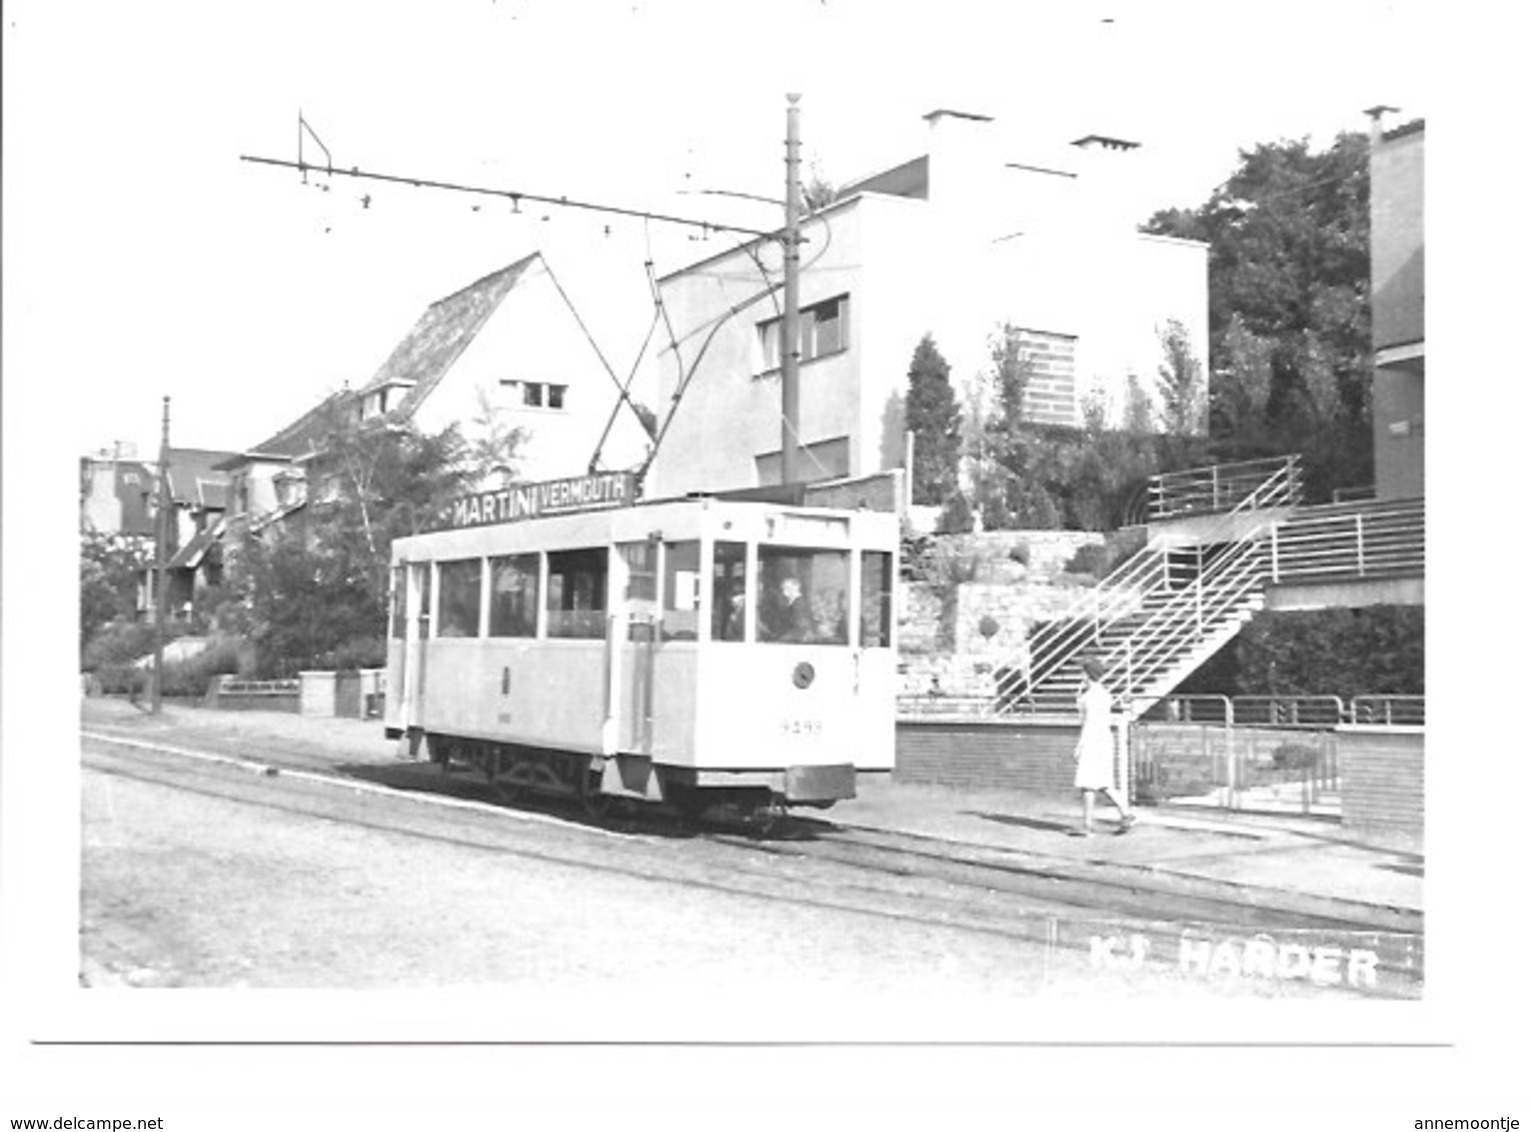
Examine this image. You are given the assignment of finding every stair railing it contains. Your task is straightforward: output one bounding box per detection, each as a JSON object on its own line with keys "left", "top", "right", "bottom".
{"left": 1094, "top": 533, "right": 1273, "bottom": 712}
{"left": 1014, "top": 456, "right": 1302, "bottom": 709}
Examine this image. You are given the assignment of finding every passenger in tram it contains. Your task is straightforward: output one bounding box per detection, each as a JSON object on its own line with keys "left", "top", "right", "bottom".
{"left": 760, "top": 573, "right": 815, "bottom": 643}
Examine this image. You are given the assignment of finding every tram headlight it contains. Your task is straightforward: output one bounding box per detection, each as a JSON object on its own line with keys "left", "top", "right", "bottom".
{"left": 792, "top": 662, "right": 815, "bottom": 689}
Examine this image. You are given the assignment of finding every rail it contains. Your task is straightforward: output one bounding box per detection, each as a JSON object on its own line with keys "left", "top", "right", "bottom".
{"left": 1269, "top": 497, "right": 1424, "bottom": 583}
{"left": 899, "top": 691, "right": 1426, "bottom": 728}
{"left": 1147, "top": 455, "right": 1304, "bottom": 520}
{"left": 1010, "top": 456, "right": 1300, "bottom": 712}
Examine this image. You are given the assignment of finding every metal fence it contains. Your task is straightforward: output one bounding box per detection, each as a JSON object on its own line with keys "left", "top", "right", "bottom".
{"left": 1147, "top": 455, "right": 1304, "bottom": 520}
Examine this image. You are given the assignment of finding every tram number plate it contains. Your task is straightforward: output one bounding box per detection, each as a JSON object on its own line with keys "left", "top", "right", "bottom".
{"left": 780, "top": 718, "right": 823, "bottom": 737}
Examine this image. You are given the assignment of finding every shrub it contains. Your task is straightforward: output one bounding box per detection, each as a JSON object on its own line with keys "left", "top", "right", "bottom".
{"left": 1007, "top": 542, "right": 1031, "bottom": 567}
{"left": 977, "top": 614, "right": 1001, "bottom": 640}
{"left": 936, "top": 492, "right": 974, "bottom": 534}
{"left": 1271, "top": 743, "right": 1321, "bottom": 771}
{"left": 1064, "top": 542, "right": 1111, "bottom": 578}
{"left": 82, "top": 618, "right": 179, "bottom": 672}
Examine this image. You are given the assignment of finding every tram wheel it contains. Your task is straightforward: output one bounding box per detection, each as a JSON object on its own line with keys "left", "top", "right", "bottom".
{"left": 491, "top": 777, "right": 525, "bottom": 807}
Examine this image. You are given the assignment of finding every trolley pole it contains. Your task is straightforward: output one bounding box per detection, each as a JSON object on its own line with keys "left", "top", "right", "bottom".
{"left": 151, "top": 396, "right": 171, "bottom": 714}
{"left": 780, "top": 93, "right": 803, "bottom": 487}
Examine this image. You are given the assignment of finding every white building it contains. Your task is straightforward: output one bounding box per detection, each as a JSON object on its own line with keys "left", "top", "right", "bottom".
{"left": 219, "top": 251, "right": 653, "bottom": 524}
{"left": 645, "top": 110, "right": 1209, "bottom": 498}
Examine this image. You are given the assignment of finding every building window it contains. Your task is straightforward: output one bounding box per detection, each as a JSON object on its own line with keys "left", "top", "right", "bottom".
{"left": 502, "top": 380, "right": 569, "bottom": 411}
{"left": 758, "top": 294, "right": 851, "bottom": 373}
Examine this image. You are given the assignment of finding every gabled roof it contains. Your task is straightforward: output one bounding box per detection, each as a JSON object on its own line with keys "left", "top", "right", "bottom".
{"left": 218, "top": 253, "right": 542, "bottom": 477}
{"left": 216, "top": 391, "right": 352, "bottom": 469}
{"left": 164, "top": 448, "right": 235, "bottom": 505}
{"left": 356, "top": 253, "right": 541, "bottom": 419}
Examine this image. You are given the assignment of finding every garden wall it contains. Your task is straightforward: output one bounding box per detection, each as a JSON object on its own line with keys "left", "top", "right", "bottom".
{"left": 895, "top": 717, "right": 1082, "bottom": 792}
{"left": 1338, "top": 725, "right": 1424, "bottom": 836}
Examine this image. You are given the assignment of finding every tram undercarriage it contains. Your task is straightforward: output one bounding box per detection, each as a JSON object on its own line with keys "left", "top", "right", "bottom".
{"left": 404, "top": 727, "right": 859, "bottom": 825}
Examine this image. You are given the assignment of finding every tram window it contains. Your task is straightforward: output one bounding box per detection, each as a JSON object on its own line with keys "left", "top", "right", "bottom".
{"left": 757, "top": 546, "right": 849, "bottom": 645}
{"left": 390, "top": 567, "right": 406, "bottom": 640}
{"left": 711, "top": 541, "right": 747, "bottom": 642}
{"left": 860, "top": 550, "right": 893, "bottom": 648}
{"left": 436, "top": 558, "right": 483, "bottom": 637}
{"left": 546, "top": 547, "right": 608, "bottom": 639}
{"left": 661, "top": 541, "right": 701, "bottom": 641}
{"left": 488, "top": 553, "right": 539, "bottom": 638}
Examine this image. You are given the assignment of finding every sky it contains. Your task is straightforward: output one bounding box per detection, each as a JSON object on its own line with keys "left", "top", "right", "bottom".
{"left": 5, "top": 0, "right": 1435, "bottom": 462}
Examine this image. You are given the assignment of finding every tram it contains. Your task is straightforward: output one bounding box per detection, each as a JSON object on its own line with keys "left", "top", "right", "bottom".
{"left": 384, "top": 471, "right": 899, "bottom": 820}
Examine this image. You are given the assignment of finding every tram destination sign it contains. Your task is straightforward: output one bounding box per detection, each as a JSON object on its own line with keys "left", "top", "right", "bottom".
{"left": 445, "top": 471, "right": 636, "bottom": 530}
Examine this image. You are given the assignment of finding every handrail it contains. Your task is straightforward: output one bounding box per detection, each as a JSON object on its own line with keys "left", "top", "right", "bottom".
{"left": 1015, "top": 457, "right": 1299, "bottom": 705}
{"left": 1269, "top": 497, "right": 1424, "bottom": 583}
{"left": 1148, "top": 454, "right": 1304, "bottom": 519}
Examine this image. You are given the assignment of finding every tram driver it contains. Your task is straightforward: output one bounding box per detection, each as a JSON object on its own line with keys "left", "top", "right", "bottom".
{"left": 759, "top": 572, "right": 815, "bottom": 643}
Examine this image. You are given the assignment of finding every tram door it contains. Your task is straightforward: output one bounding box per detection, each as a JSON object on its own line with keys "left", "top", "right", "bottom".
{"left": 400, "top": 561, "right": 432, "bottom": 732}
{"left": 612, "top": 541, "right": 659, "bottom": 756}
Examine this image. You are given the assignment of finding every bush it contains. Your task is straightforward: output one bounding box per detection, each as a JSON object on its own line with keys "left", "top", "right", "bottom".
{"left": 1271, "top": 743, "right": 1321, "bottom": 771}
{"left": 1235, "top": 606, "right": 1423, "bottom": 698}
{"left": 82, "top": 618, "right": 179, "bottom": 672}
{"left": 1063, "top": 542, "right": 1111, "bottom": 578}
{"left": 936, "top": 492, "right": 974, "bottom": 534}
{"left": 1007, "top": 542, "right": 1031, "bottom": 567}
{"left": 978, "top": 614, "right": 1001, "bottom": 640}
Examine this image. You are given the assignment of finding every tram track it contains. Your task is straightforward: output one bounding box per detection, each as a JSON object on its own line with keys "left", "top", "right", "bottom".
{"left": 81, "top": 730, "right": 1422, "bottom": 996}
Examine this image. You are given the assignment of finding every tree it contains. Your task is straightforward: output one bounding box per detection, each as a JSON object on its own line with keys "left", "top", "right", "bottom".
{"left": 904, "top": 334, "right": 962, "bottom": 506}
{"left": 1156, "top": 319, "right": 1208, "bottom": 437}
{"left": 1144, "top": 132, "right": 1372, "bottom": 497}
{"left": 235, "top": 413, "right": 479, "bottom": 675}
{"left": 988, "top": 323, "right": 1033, "bottom": 438}
{"left": 79, "top": 530, "right": 152, "bottom": 653}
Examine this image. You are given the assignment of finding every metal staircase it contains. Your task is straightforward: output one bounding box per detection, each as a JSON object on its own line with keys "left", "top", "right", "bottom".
{"left": 997, "top": 459, "right": 1304, "bottom": 720}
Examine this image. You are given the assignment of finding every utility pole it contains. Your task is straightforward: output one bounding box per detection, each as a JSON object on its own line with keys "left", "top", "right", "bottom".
{"left": 151, "top": 397, "right": 171, "bottom": 714}
{"left": 780, "top": 93, "right": 803, "bottom": 487}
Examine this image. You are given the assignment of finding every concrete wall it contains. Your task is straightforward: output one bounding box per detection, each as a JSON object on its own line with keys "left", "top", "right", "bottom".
{"left": 1371, "top": 127, "right": 1424, "bottom": 353}
{"left": 1338, "top": 725, "right": 1423, "bottom": 836}
{"left": 1370, "top": 123, "right": 1424, "bottom": 502}
{"left": 896, "top": 717, "right": 1079, "bottom": 792}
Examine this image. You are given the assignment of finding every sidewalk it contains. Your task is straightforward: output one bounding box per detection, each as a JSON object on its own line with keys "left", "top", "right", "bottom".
{"left": 81, "top": 697, "right": 1424, "bottom": 917}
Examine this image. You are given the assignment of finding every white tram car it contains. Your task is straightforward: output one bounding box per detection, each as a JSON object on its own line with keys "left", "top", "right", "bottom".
{"left": 385, "top": 476, "right": 899, "bottom": 819}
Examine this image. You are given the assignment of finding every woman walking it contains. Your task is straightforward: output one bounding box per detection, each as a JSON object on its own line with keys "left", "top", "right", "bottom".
{"left": 1072, "top": 656, "right": 1135, "bottom": 836}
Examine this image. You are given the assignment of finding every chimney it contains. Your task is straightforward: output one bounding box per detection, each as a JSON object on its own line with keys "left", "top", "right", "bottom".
{"left": 1364, "top": 104, "right": 1401, "bottom": 146}
{"left": 924, "top": 108, "right": 997, "bottom": 220}
{"left": 1071, "top": 133, "right": 1143, "bottom": 237}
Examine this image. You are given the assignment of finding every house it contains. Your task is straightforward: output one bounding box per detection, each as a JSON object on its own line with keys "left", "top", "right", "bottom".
{"left": 217, "top": 251, "right": 653, "bottom": 528}
{"left": 79, "top": 443, "right": 154, "bottom": 539}
{"left": 1368, "top": 114, "right": 1424, "bottom": 500}
{"left": 644, "top": 109, "right": 1210, "bottom": 498}
{"left": 136, "top": 447, "right": 236, "bottom": 622}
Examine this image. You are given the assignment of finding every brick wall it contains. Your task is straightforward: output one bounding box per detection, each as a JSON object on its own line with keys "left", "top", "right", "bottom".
{"left": 1338, "top": 726, "right": 1423, "bottom": 835}
{"left": 896, "top": 718, "right": 1080, "bottom": 791}
{"left": 1014, "top": 328, "right": 1079, "bottom": 426}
